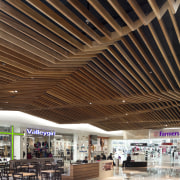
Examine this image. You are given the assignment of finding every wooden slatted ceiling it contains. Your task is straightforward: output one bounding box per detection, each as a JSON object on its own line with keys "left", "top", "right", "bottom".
{"left": 0, "top": 0, "right": 179, "bottom": 130}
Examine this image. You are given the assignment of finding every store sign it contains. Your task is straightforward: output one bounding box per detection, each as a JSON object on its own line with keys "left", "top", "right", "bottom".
{"left": 162, "top": 143, "right": 173, "bottom": 145}
{"left": 130, "top": 143, "right": 147, "bottom": 146}
{"left": 26, "top": 128, "right": 55, "bottom": 136}
{"left": 151, "top": 129, "right": 180, "bottom": 138}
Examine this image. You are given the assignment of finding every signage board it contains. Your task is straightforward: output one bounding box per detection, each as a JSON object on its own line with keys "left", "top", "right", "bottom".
{"left": 130, "top": 143, "right": 147, "bottom": 146}
{"left": 26, "top": 128, "right": 55, "bottom": 136}
{"left": 151, "top": 129, "right": 180, "bottom": 139}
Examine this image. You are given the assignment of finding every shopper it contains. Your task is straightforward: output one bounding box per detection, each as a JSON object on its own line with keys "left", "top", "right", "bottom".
{"left": 122, "top": 154, "right": 131, "bottom": 167}
{"left": 101, "top": 153, "right": 106, "bottom": 160}
{"left": 107, "top": 153, "right": 113, "bottom": 160}
{"left": 107, "top": 153, "right": 115, "bottom": 166}
{"left": 82, "top": 156, "right": 88, "bottom": 163}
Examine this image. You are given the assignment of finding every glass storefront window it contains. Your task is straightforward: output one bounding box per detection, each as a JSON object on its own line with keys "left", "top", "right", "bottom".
{"left": 0, "top": 135, "right": 11, "bottom": 159}
{"left": 51, "top": 134, "right": 73, "bottom": 161}
{"left": 0, "top": 126, "right": 11, "bottom": 161}
{"left": 0, "top": 127, "right": 11, "bottom": 132}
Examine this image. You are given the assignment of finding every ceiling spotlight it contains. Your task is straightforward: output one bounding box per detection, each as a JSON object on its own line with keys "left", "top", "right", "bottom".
{"left": 165, "top": 124, "right": 168, "bottom": 127}
{"left": 89, "top": 102, "right": 92, "bottom": 105}
{"left": 9, "top": 90, "right": 18, "bottom": 93}
{"left": 149, "top": 71, "right": 153, "bottom": 74}
{"left": 85, "top": 19, "right": 90, "bottom": 24}
{"left": 125, "top": 113, "right": 128, "bottom": 116}
{"left": 122, "top": 100, "right": 126, "bottom": 103}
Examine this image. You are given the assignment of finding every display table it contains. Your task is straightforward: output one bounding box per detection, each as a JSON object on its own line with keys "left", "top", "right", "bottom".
{"left": 62, "top": 160, "right": 113, "bottom": 180}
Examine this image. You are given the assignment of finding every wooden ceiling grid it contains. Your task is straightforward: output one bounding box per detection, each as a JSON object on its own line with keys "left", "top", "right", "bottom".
{"left": 0, "top": 0, "right": 179, "bottom": 130}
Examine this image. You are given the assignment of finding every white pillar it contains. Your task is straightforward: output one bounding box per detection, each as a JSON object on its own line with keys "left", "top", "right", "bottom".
{"left": 20, "top": 128, "right": 27, "bottom": 159}
{"left": 14, "top": 127, "right": 21, "bottom": 160}
{"left": 73, "top": 134, "right": 78, "bottom": 162}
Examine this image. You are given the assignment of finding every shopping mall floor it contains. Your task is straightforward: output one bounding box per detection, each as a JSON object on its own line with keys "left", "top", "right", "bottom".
{"left": 90, "top": 155, "right": 180, "bottom": 180}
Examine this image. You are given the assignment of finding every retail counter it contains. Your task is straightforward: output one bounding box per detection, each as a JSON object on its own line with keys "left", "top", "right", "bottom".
{"left": 62, "top": 160, "right": 113, "bottom": 180}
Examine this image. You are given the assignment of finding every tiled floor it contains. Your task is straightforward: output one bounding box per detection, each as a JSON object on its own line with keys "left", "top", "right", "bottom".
{"left": 90, "top": 155, "right": 180, "bottom": 180}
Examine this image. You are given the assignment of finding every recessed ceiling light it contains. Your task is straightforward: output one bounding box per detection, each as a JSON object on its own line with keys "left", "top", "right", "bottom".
{"left": 89, "top": 102, "right": 92, "bottom": 105}
{"left": 85, "top": 19, "right": 90, "bottom": 24}
{"left": 122, "top": 100, "right": 126, "bottom": 103}
{"left": 149, "top": 71, "right": 153, "bottom": 74}
{"left": 165, "top": 124, "right": 168, "bottom": 127}
{"left": 8, "top": 90, "right": 18, "bottom": 93}
{"left": 125, "top": 113, "right": 128, "bottom": 116}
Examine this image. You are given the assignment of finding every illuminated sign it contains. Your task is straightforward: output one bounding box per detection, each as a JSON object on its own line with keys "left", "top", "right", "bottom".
{"left": 26, "top": 128, "right": 55, "bottom": 136}
{"left": 130, "top": 143, "right": 147, "bottom": 146}
{"left": 151, "top": 129, "right": 180, "bottom": 138}
{"left": 159, "top": 131, "right": 180, "bottom": 137}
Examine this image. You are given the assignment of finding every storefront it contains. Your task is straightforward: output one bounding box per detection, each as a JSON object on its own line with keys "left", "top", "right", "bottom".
{"left": 0, "top": 126, "right": 25, "bottom": 161}
{"left": 110, "top": 128, "right": 180, "bottom": 164}
{"left": 26, "top": 128, "right": 73, "bottom": 161}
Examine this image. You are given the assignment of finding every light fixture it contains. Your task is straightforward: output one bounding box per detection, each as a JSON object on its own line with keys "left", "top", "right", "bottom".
{"left": 89, "top": 102, "right": 92, "bottom": 105}
{"left": 149, "top": 71, "right": 153, "bottom": 74}
{"left": 8, "top": 90, "right": 18, "bottom": 93}
{"left": 85, "top": 19, "right": 90, "bottom": 24}
{"left": 125, "top": 113, "right": 128, "bottom": 116}
{"left": 122, "top": 100, "right": 126, "bottom": 103}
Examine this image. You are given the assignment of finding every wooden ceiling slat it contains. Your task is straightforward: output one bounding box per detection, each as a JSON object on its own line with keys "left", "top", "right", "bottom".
{"left": 45, "top": 0, "right": 103, "bottom": 44}
{"left": 67, "top": 0, "right": 111, "bottom": 39}
{"left": 137, "top": 28, "right": 174, "bottom": 90}
{"left": 96, "top": 55, "right": 131, "bottom": 95}
{"left": 27, "top": 0, "right": 95, "bottom": 46}
{"left": 169, "top": 9, "right": 180, "bottom": 43}
{"left": 79, "top": 68, "right": 119, "bottom": 97}
{"left": 158, "top": 18, "right": 180, "bottom": 71}
{"left": 119, "top": 38, "right": 158, "bottom": 93}
{"left": 0, "top": 0, "right": 179, "bottom": 130}
{"left": 0, "top": 12, "right": 71, "bottom": 58}
{"left": 5, "top": 0, "right": 84, "bottom": 50}
{"left": 88, "top": 62, "right": 127, "bottom": 96}
{"left": 100, "top": 53, "right": 138, "bottom": 95}
{"left": 148, "top": 0, "right": 169, "bottom": 20}
{"left": 168, "top": 0, "right": 180, "bottom": 14}
{"left": 108, "top": 0, "right": 139, "bottom": 30}
{"left": 148, "top": 23, "right": 180, "bottom": 88}
{"left": 88, "top": 0, "right": 124, "bottom": 36}
{"left": 0, "top": 1, "right": 77, "bottom": 54}
{"left": 0, "top": 23, "right": 64, "bottom": 62}
{"left": 128, "top": 0, "right": 155, "bottom": 25}
{"left": 128, "top": 32, "right": 167, "bottom": 91}
{"left": 85, "top": 65, "right": 122, "bottom": 96}
{"left": 103, "top": 51, "right": 143, "bottom": 95}
{"left": 0, "top": 29, "right": 57, "bottom": 64}
{"left": 110, "top": 45, "right": 151, "bottom": 93}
